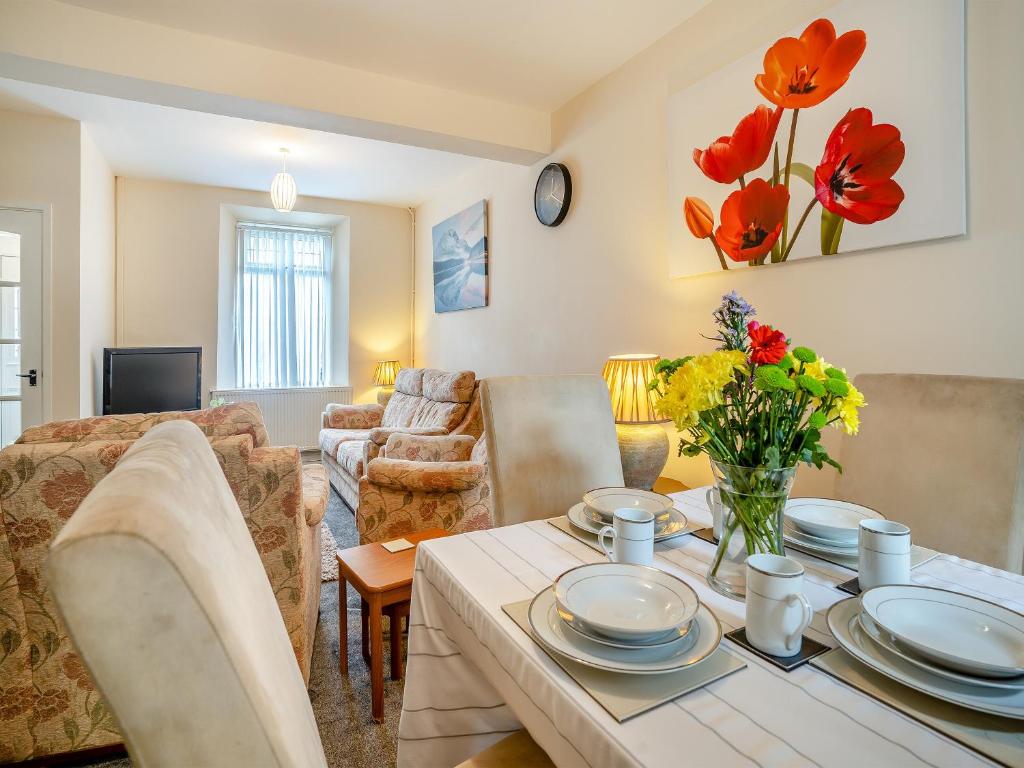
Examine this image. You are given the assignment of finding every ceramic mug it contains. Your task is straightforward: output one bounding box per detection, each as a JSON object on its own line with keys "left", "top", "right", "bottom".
{"left": 705, "top": 487, "right": 723, "bottom": 540}
{"left": 745, "top": 553, "right": 814, "bottom": 657}
{"left": 598, "top": 508, "right": 655, "bottom": 566}
{"left": 859, "top": 519, "right": 911, "bottom": 590}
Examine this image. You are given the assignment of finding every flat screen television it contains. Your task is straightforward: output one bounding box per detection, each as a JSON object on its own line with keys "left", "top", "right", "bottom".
{"left": 102, "top": 347, "right": 202, "bottom": 415}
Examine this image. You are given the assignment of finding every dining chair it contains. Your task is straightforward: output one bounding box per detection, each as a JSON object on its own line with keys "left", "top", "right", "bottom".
{"left": 834, "top": 374, "right": 1024, "bottom": 573}
{"left": 46, "top": 420, "right": 329, "bottom": 767}
{"left": 481, "top": 374, "right": 624, "bottom": 526}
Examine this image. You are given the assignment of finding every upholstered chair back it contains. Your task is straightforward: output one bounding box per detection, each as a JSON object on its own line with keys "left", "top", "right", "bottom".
{"left": 381, "top": 367, "right": 481, "bottom": 436}
{"left": 481, "top": 375, "right": 624, "bottom": 526}
{"left": 46, "top": 421, "right": 327, "bottom": 767}
{"left": 835, "top": 374, "right": 1024, "bottom": 573}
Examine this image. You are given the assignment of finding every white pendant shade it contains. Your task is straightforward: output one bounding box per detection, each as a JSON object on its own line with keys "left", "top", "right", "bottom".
{"left": 269, "top": 148, "right": 297, "bottom": 212}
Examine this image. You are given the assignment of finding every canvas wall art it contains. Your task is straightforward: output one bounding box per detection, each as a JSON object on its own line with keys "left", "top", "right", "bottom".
{"left": 667, "top": 0, "right": 965, "bottom": 278}
{"left": 432, "top": 199, "right": 488, "bottom": 312}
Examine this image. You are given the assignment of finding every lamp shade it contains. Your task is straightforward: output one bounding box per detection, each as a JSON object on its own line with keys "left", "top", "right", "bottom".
{"left": 269, "top": 148, "right": 297, "bottom": 212}
{"left": 602, "top": 354, "right": 667, "bottom": 424}
{"left": 372, "top": 360, "right": 401, "bottom": 387}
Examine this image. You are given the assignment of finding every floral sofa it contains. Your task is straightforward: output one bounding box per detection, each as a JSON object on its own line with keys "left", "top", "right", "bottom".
{"left": 0, "top": 403, "right": 327, "bottom": 764}
{"left": 319, "top": 368, "right": 482, "bottom": 511}
{"left": 357, "top": 432, "right": 493, "bottom": 543}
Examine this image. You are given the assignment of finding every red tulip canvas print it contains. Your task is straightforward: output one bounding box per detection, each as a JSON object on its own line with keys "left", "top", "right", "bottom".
{"left": 667, "top": 0, "right": 966, "bottom": 277}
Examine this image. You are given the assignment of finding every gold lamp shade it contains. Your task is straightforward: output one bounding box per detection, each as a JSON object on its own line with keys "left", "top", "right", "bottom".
{"left": 372, "top": 360, "right": 401, "bottom": 387}
{"left": 601, "top": 354, "right": 667, "bottom": 425}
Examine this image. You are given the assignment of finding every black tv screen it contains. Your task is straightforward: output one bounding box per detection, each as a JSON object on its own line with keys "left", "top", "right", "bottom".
{"left": 103, "top": 347, "right": 202, "bottom": 415}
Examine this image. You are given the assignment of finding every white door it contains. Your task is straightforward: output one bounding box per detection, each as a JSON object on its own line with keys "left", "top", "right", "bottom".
{"left": 0, "top": 209, "right": 43, "bottom": 447}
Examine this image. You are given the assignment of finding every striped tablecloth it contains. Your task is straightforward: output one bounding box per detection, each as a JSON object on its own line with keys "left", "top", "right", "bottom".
{"left": 396, "top": 489, "right": 1024, "bottom": 768}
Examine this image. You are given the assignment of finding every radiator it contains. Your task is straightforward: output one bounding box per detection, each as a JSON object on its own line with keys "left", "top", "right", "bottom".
{"left": 210, "top": 386, "right": 353, "bottom": 450}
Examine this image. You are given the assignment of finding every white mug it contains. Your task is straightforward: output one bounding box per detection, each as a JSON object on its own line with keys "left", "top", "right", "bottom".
{"left": 705, "top": 487, "right": 723, "bottom": 540}
{"left": 745, "top": 554, "right": 814, "bottom": 657}
{"left": 598, "top": 508, "right": 655, "bottom": 566}
{"left": 859, "top": 519, "right": 911, "bottom": 590}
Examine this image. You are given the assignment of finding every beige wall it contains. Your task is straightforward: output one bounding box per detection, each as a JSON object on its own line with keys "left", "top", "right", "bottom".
{"left": 79, "top": 127, "right": 115, "bottom": 416}
{"left": 116, "top": 178, "right": 411, "bottom": 404}
{"left": 413, "top": 0, "right": 1024, "bottom": 489}
{"left": 0, "top": 108, "right": 81, "bottom": 421}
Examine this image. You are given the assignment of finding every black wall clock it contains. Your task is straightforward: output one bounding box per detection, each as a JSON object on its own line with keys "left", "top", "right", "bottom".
{"left": 534, "top": 162, "right": 572, "bottom": 227}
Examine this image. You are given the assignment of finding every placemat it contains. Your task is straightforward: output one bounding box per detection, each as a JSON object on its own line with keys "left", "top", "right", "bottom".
{"left": 547, "top": 515, "right": 698, "bottom": 555}
{"left": 724, "top": 628, "right": 829, "bottom": 672}
{"left": 502, "top": 598, "right": 746, "bottom": 723}
{"left": 810, "top": 649, "right": 1023, "bottom": 767}
{"left": 783, "top": 540, "right": 939, "bottom": 572}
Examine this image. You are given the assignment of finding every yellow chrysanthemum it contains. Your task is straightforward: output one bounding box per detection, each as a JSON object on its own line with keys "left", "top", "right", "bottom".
{"left": 834, "top": 382, "right": 866, "bottom": 435}
{"left": 656, "top": 350, "right": 746, "bottom": 431}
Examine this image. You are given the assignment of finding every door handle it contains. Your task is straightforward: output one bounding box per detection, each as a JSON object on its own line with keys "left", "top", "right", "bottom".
{"left": 16, "top": 369, "right": 37, "bottom": 387}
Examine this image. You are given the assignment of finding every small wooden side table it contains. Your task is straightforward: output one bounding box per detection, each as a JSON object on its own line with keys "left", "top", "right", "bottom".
{"left": 336, "top": 528, "right": 450, "bottom": 721}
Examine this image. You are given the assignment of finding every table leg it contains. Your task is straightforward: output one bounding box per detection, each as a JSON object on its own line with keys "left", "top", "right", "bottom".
{"left": 368, "top": 593, "right": 384, "bottom": 722}
{"left": 388, "top": 605, "right": 403, "bottom": 680}
{"left": 361, "top": 598, "right": 370, "bottom": 663}
{"left": 338, "top": 575, "right": 348, "bottom": 676}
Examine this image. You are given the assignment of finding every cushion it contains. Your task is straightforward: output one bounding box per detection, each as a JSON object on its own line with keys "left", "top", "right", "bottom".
{"left": 336, "top": 441, "right": 365, "bottom": 478}
{"left": 394, "top": 368, "right": 424, "bottom": 397}
{"left": 319, "top": 428, "right": 371, "bottom": 460}
{"left": 411, "top": 400, "right": 468, "bottom": 431}
{"left": 423, "top": 369, "right": 475, "bottom": 404}
{"left": 381, "top": 392, "right": 421, "bottom": 428}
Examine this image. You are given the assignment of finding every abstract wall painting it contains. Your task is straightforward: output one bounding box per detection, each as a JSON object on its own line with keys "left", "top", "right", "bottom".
{"left": 432, "top": 200, "right": 488, "bottom": 312}
{"left": 667, "top": 0, "right": 965, "bottom": 278}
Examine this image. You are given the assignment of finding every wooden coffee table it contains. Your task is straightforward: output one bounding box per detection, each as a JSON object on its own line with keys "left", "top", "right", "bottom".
{"left": 336, "top": 528, "right": 450, "bottom": 721}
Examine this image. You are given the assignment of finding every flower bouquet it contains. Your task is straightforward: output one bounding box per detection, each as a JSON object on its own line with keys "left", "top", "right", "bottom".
{"left": 651, "top": 292, "right": 865, "bottom": 598}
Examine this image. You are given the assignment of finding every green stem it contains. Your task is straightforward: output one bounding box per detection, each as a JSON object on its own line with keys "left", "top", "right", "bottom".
{"left": 781, "top": 198, "right": 818, "bottom": 262}
{"left": 780, "top": 108, "right": 800, "bottom": 253}
{"left": 738, "top": 174, "right": 746, "bottom": 190}
{"left": 710, "top": 235, "right": 729, "bottom": 270}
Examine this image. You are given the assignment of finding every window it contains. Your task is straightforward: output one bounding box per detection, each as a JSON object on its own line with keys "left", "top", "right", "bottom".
{"left": 235, "top": 224, "right": 332, "bottom": 388}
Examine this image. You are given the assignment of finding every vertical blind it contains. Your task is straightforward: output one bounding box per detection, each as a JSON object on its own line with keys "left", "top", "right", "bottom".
{"left": 235, "top": 224, "right": 332, "bottom": 389}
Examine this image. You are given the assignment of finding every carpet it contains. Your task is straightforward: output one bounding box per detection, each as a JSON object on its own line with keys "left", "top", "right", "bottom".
{"left": 322, "top": 520, "right": 340, "bottom": 581}
{"left": 82, "top": 488, "right": 403, "bottom": 768}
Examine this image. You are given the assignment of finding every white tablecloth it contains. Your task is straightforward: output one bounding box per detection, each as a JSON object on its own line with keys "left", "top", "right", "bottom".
{"left": 396, "top": 489, "right": 1024, "bottom": 768}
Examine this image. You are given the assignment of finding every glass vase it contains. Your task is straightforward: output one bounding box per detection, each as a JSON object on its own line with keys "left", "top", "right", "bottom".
{"left": 706, "top": 459, "right": 797, "bottom": 600}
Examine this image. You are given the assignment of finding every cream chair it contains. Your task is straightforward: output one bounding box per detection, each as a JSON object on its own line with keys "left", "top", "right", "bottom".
{"left": 46, "top": 421, "right": 328, "bottom": 767}
{"left": 481, "top": 375, "right": 624, "bottom": 526}
{"left": 834, "top": 374, "right": 1024, "bottom": 573}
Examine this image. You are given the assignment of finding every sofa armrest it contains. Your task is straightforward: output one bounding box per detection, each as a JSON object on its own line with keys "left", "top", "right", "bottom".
{"left": 364, "top": 426, "right": 449, "bottom": 465}
{"left": 322, "top": 403, "right": 384, "bottom": 430}
{"left": 366, "top": 458, "right": 486, "bottom": 493}
{"left": 382, "top": 433, "right": 476, "bottom": 462}
{"left": 300, "top": 463, "right": 328, "bottom": 526}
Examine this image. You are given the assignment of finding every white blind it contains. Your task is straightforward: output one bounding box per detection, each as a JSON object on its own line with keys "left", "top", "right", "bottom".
{"left": 235, "top": 224, "right": 332, "bottom": 389}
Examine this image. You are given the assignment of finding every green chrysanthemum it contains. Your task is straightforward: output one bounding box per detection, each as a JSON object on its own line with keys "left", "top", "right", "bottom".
{"left": 808, "top": 411, "right": 827, "bottom": 429}
{"left": 754, "top": 365, "right": 791, "bottom": 390}
{"left": 824, "top": 367, "right": 847, "bottom": 381}
{"left": 776, "top": 353, "right": 796, "bottom": 372}
{"left": 793, "top": 346, "right": 817, "bottom": 364}
{"left": 823, "top": 377, "right": 850, "bottom": 397}
{"left": 795, "top": 374, "right": 825, "bottom": 397}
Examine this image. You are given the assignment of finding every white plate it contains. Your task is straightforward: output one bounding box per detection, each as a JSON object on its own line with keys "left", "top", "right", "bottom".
{"left": 861, "top": 585, "right": 1024, "bottom": 678}
{"left": 560, "top": 611, "right": 697, "bottom": 650}
{"left": 554, "top": 563, "right": 700, "bottom": 641}
{"left": 529, "top": 588, "right": 721, "bottom": 675}
{"left": 784, "top": 524, "right": 858, "bottom": 557}
{"left": 827, "top": 598, "right": 1024, "bottom": 719}
{"left": 582, "top": 487, "right": 674, "bottom": 521}
{"left": 567, "top": 502, "right": 688, "bottom": 542}
{"left": 857, "top": 612, "right": 1024, "bottom": 691}
{"left": 784, "top": 498, "right": 883, "bottom": 543}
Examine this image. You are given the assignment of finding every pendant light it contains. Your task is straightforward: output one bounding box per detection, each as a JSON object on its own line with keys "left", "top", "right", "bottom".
{"left": 270, "top": 148, "right": 297, "bottom": 212}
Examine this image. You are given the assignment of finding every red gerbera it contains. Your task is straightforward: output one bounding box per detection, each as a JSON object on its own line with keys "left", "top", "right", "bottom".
{"left": 747, "top": 321, "right": 787, "bottom": 365}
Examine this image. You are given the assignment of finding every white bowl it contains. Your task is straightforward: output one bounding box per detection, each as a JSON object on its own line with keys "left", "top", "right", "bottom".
{"left": 582, "top": 487, "right": 674, "bottom": 522}
{"left": 553, "top": 563, "right": 699, "bottom": 641}
{"left": 784, "top": 497, "right": 882, "bottom": 543}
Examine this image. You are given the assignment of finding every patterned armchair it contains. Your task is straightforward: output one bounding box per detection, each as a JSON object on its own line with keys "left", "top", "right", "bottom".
{"left": 0, "top": 403, "right": 327, "bottom": 764}
{"left": 356, "top": 433, "right": 493, "bottom": 543}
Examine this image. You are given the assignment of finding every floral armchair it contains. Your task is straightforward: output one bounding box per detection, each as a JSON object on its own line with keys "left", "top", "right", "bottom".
{"left": 356, "top": 433, "right": 493, "bottom": 543}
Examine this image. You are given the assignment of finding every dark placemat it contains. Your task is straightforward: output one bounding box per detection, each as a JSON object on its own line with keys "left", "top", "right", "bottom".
{"left": 725, "top": 628, "right": 830, "bottom": 672}
{"left": 837, "top": 577, "right": 860, "bottom": 596}
{"left": 689, "top": 527, "right": 718, "bottom": 545}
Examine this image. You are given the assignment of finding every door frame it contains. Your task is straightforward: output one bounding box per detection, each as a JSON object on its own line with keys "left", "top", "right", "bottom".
{"left": 0, "top": 201, "right": 53, "bottom": 425}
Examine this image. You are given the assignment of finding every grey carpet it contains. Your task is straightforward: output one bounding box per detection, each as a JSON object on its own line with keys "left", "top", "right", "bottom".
{"left": 81, "top": 488, "right": 403, "bottom": 768}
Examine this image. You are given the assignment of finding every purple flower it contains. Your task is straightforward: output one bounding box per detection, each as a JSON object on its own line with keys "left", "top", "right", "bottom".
{"left": 710, "top": 291, "right": 758, "bottom": 351}
{"left": 721, "top": 291, "right": 755, "bottom": 317}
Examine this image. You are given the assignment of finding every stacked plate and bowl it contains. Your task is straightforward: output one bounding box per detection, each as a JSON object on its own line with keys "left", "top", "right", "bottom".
{"left": 566, "top": 487, "right": 689, "bottom": 541}
{"left": 783, "top": 498, "right": 883, "bottom": 558}
{"left": 828, "top": 586, "right": 1024, "bottom": 719}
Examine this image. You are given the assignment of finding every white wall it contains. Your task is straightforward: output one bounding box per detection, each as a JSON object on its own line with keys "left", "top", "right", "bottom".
{"left": 79, "top": 127, "right": 115, "bottom": 416}
{"left": 413, "top": 0, "right": 1024, "bottom": 489}
{"left": 0, "top": 108, "right": 81, "bottom": 420}
{"left": 116, "top": 178, "right": 411, "bottom": 404}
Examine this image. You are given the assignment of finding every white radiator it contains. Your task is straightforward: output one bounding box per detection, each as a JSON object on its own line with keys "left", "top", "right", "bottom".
{"left": 210, "top": 386, "right": 353, "bottom": 450}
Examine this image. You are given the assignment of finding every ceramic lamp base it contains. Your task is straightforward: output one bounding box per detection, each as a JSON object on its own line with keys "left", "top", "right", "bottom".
{"left": 616, "top": 423, "right": 669, "bottom": 491}
{"left": 376, "top": 386, "right": 395, "bottom": 407}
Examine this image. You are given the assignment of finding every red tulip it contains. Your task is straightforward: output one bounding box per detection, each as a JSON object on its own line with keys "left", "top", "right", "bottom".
{"left": 693, "top": 105, "right": 784, "bottom": 184}
{"left": 684, "top": 197, "right": 714, "bottom": 239}
{"left": 814, "top": 108, "right": 905, "bottom": 225}
{"left": 715, "top": 179, "right": 790, "bottom": 262}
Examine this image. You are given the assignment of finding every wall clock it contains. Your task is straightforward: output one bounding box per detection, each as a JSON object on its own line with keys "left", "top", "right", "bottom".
{"left": 534, "top": 162, "right": 572, "bottom": 227}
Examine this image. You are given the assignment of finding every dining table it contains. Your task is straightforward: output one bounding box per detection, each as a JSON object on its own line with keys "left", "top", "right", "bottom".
{"left": 395, "top": 489, "right": 1024, "bottom": 768}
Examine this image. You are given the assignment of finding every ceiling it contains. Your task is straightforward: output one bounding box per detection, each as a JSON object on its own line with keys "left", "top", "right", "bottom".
{"left": 0, "top": 78, "right": 491, "bottom": 207}
{"left": 56, "top": 0, "right": 711, "bottom": 111}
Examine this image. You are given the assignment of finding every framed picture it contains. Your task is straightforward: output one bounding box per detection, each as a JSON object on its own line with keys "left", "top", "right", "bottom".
{"left": 432, "top": 200, "right": 489, "bottom": 312}
{"left": 666, "top": 0, "right": 965, "bottom": 277}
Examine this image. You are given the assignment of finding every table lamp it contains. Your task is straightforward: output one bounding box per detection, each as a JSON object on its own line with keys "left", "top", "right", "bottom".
{"left": 602, "top": 354, "right": 670, "bottom": 490}
{"left": 372, "top": 360, "right": 401, "bottom": 406}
